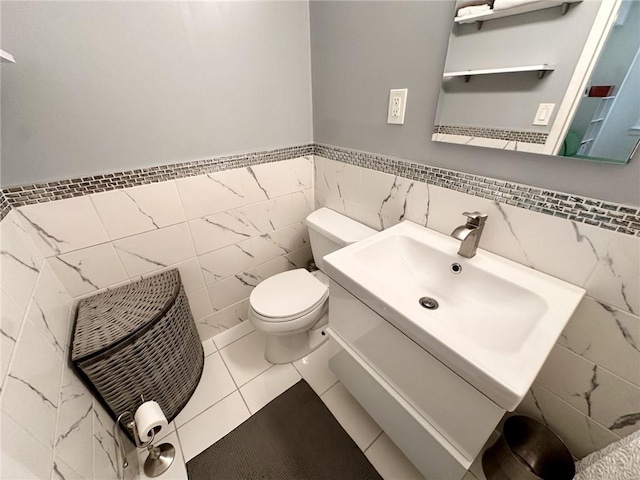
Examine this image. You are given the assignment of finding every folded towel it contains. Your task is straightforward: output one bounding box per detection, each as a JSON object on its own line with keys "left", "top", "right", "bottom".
{"left": 574, "top": 430, "right": 640, "bottom": 480}
{"left": 458, "top": 4, "right": 492, "bottom": 16}
{"left": 493, "top": 0, "right": 544, "bottom": 11}
{"left": 455, "top": 0, "right": 494, "bottom": 15}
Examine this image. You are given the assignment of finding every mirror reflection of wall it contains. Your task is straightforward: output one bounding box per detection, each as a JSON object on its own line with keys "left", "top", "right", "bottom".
{"left": 561, "top": 0, "right": 640, "bottom": 163}
{"left": 433, "top": 0, "right": 640, "bottom": 165}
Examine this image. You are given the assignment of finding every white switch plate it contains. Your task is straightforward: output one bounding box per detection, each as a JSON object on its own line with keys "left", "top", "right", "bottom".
{"left": 387, "top": 89, "right": 408, "bottom": 125}
{"left": 533, "top": 103, "right": 555, "bottom": 126}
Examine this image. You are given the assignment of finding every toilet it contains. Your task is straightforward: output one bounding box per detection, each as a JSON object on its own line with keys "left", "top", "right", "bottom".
{"left": 248, "top": 207, "right": 376, "bottom": 364}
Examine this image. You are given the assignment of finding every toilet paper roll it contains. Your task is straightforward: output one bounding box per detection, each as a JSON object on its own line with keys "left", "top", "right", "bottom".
{"left": 134, "top": 400, "right": 168, "bottom": 443}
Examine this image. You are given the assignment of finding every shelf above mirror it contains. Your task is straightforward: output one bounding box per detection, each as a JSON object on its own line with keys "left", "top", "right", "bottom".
{"left": 454, "top": 0, "right": 583, "bottom": 28}
{"left": 443, "top": 64, "right": 555, "bottom": 82}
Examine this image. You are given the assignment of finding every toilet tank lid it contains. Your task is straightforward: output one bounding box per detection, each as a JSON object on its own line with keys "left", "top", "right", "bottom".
{"left": 306, "top": 208, "right": 377, "bottom": 246}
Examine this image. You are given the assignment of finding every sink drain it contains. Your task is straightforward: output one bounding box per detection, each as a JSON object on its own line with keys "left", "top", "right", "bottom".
{"left": 419, "top": 297, "right": 439, "bottom": 310}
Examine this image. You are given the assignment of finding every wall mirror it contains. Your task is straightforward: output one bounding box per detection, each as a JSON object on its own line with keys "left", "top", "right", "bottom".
{"left": 433, "top": 0, "right": 639, "bottom": 164}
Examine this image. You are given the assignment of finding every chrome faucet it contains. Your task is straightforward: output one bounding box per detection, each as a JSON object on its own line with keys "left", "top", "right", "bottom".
{"left": 451, "top": 211, "right": 488, "bottom": 258}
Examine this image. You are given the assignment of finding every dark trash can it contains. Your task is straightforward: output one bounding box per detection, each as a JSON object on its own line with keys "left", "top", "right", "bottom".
{"left": 483, "top": 415, "right": 575, "bottom": 480}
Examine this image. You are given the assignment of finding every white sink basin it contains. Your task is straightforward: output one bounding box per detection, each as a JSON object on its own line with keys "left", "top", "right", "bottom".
{"left": 323, "top": 220, "right": 585, "bottom": 411}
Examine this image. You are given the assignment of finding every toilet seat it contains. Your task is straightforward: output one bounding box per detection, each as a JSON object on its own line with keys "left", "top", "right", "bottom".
{"left": 250, "top": 269, "right": 329, "bottom": 321}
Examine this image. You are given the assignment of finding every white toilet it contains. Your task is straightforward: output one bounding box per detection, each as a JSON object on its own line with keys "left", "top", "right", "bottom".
{"left": 248, "top": 207, "right": 376, "bottom": 364}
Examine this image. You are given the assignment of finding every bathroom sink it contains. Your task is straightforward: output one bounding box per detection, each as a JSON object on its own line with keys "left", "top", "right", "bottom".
{"left": 323, "top": 221, "right": 585, "bottom": 411}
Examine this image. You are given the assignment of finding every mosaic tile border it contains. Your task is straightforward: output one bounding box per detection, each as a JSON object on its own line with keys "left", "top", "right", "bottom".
{"left": 0, "top": 191, "right": 11, "bottom": 221}
{"left": 1, "top": 144, "right": 314, "bottom": 210}
{"left": 315, "top": 144, "right": 640, "bottom": 237}
{"left": 434, "top": 125, "right": 548, "bottom": 144}
{"left": 1, "top": 142, "right": 638, "bottom": 237}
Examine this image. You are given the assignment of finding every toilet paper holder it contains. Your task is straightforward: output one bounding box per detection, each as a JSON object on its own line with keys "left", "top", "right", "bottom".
{"left": 115, "top": 397, "right": 175, "bottom": 478}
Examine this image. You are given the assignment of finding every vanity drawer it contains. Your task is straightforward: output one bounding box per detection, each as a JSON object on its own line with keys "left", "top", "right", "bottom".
{"left": 329, "top": 280, "right": 504, "bottom": 461}
{"left": 327, "top": 332, "right": 469, "bottom": 479}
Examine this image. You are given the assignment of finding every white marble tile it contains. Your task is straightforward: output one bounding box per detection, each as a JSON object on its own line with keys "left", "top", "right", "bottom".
{"left": 52, "top": 457, "right": 85, "bottom": 480}
{"left": 314, "top": 157, "right": 361, "bottom": 216}
{"left": 48, "top": 244, "right": 129, "bottom": 298}
{"left": 140, "top": 257, "right": 205, "bottom": 295}
{"left": 93, "top": 400, "right": 119, "bottom": 480}
{"left": 585, "top": 232, "right": 640, "bottom": 316}
{"left": 198, "top": 239, "right": 256, "bottom": 286}
{"left": 186, "top": 287, "right": 213, "bottom": 321}
{"left": 560, "top": 297, "right": 640, "bottom": 387}
{"left": 212, "top": 319, "right": 255, "bottom": 350}
{"left": 178, "top": 391, "right": 250, "bottom": 462}
{"left": 197, "top": 299, "right": 250, "bottom": 341}
{"left": 0, "top": 411, "right": 53, "bottom": 480}
{"left": 516, "top": 384, "right": 620, "bottom": 459}
{"left": 176, "top": 168, "right": 265, "bottom": 220}
{"left": 364, "top": 433, "right": 423, "bottom": 480}
{"left": 235, "top": 195, "right": 294, "bottom": 235}
{"left": 188, "top": 210, "right": 260, "bottom": 256}
{"left": 219, "top": 330, "right": 271, "bottom": 387}
{"left": 14, "top": 196, "right": 109, "bottom": 257}
{"left": 138, "top": 431, "right": 187, "bottom": 480}
{"left": 1, "top": 325, "right": 17, "bottom": 388}
{"left": 425, "top": 183, "right": 494, "bottom": 238}
{"left": 291, "top": 189, "right": 314, "bottom": 223}
{"left": 174, "top": 352, "right": 236, "bottom": 427}
{"left": 286, "top": 245, "right": 313, "bottom": 269}
{"left": 293, "top": 342, "right": 339, "bottom": 396}
{"left": 480, "top": 201, "right": 613, "bottom": 288}
{"left": 536, "top": 344, "right": 640, "bottom": 437}
{"left": 26, "top": 263, "right": 72, "bottom": 356}
{"left": 404, "top": 180, "right": 431, "bottom": 227}
{"left": 90, "top": 181, "right": 186, "bottom": 240}
{"left": 207, "top": 274, "right": 255, "bottom": 312}
{"left": 114, "top": 223, "right": 196, "bottom": 277}
{"left": 320, "top": 382, "right": 382, "bottom": 451}
{"left": 202, "top": 338, "right": 217, "bottom": 357}
{"left": 54, "top": 361, "right": 94, "bottom": 479}
{"left": 248, "top": 157, "right": 312, "bottom": 199}
{"left": 239, "top": 364, "right": 301, "bottom": 414}
{"left": 1, "top": 319, "right": 62, "bottom": 449}
{"left": 1, "top": 288, "right": 26, "bottom": 368}
{"left": 354, "top": 170, "right": 415, "bottom": 229}
{"left": 0, "top": 212, "right": 44, "bottom": 319}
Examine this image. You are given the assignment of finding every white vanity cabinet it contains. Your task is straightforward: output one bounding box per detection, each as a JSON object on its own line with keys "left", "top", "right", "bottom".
{"left": 327, "top": 281, "right": 505, "bottom": 479}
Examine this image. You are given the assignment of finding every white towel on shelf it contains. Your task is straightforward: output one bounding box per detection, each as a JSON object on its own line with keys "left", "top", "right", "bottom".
{"left": 492, "top": 0, "right": 545, "bottom": 11}
{"left": 574, "top": 429, "right": 640, "bottom": 480}
{"left": 457, "top": 4, "right": 492, "bottom": 16}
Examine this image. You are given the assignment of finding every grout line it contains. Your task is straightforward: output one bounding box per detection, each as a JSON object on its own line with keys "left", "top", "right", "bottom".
{"left": 363, "top": 431, "right": 385, "bottom": 453}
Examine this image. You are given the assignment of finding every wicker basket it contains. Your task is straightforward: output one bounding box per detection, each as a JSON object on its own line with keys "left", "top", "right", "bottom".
{"left": 71, "top": 269, "right": 204, "bottom": 430}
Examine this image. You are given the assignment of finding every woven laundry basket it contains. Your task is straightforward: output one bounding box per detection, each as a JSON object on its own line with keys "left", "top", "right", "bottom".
{"left": 71, "top": 269, "right": 204, "bottom": 431}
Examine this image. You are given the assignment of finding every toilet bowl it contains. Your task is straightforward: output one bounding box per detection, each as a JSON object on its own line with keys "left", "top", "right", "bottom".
{"left": 249, "top": 269, "right": 330, "bottom": 364}
{"left": 248, "top": 208, "right": 376, "bottom": 364}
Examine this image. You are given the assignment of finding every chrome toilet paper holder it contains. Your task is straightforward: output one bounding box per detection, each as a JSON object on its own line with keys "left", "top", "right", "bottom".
{"left": 115, "top": 397, "right": 175, "bottom": 478}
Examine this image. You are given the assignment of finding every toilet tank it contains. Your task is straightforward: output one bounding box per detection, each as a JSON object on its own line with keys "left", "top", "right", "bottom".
{"left": 306, "top": 208, "right": 377, "bottom": 271}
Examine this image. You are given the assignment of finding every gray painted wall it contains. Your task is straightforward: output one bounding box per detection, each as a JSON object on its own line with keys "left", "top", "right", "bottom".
{"left": 438, "top": 1, "right": 601, "bottom": 132}
{"left": 310, "top": 0, "right": 640, "bottom": 206}
{"left": 1, "top": 1, "right": 313, "bottom": 186}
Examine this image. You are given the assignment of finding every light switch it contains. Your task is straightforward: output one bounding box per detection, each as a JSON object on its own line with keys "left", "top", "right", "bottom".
{"left": 533, "top": 103, "right": 555, "bottom": 126}
{"left": 387, "top": 89, "right": 408, "bottom": 125}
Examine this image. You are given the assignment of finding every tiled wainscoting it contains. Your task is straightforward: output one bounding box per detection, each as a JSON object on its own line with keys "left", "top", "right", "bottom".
{"left": 0, "top": 214, "right": 139, "bottom": 479}
{"left": 1, "top": 146, "right": 639, "bottom": 479}
{"left": 314, "top": 154, "right": 640, "bottom": 459}
{"left": 6, "top": 156, "right": 314, "bottom": 340}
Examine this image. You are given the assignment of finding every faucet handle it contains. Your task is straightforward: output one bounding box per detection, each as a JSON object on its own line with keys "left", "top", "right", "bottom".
{"left": 462, "top": 211, "right": 488, "bottom": 227}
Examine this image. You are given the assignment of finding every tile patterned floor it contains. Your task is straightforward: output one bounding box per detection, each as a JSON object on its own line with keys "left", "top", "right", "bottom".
{"left": 136, "top": 321, "right": 486, "bottom": 480}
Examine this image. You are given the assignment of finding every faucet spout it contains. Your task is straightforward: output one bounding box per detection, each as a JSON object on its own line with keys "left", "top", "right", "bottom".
{"left": 451, "top": 211, "right": 487, "bottom": 258}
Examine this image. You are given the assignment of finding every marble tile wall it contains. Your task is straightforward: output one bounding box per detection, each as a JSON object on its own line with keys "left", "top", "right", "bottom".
{"left": 10, "top": 156, "right": 314, "bottom": 340}
{"left": 314, "top": 154, "right": 640, "bottom": 459}
{"left": 0, "top": 213, "right": 139, "bottom": 479}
